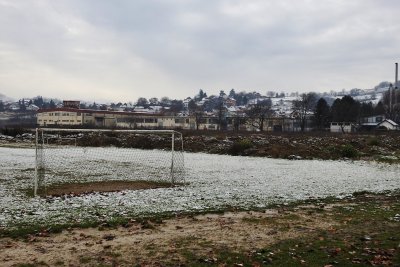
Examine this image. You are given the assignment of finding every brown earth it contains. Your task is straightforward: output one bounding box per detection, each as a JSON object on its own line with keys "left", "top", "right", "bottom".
{"left": 0, "top": 205, "right": 337, "bottom": 267}
{"left": 181, "top": 131, "right": 400, "bottom": 160}
{"left": 1, "top": 193, "right": 399, "bottom": 266}
{"left": 38, "top": 181, "right": 174, "bottom": 197}
{"left": 2, "top": 131, "right": 400, "bottom": 161}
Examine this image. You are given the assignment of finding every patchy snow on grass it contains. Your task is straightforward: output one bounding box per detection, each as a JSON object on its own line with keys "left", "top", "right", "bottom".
{"left": 0, "top": 147, "right": 399, "bottom": 229}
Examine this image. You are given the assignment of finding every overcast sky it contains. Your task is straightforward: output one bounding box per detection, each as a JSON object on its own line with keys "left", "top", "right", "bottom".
{"left": 0, "top": 0, "right": 399, "bottom": 102}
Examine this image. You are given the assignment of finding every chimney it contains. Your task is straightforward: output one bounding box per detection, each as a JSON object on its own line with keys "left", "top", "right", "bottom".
{"left": 395, "top": 63, "right": 398, "bottom": 108}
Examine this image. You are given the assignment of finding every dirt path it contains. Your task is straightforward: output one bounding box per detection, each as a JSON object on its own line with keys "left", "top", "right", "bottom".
{"left": 0, "top": 207, "right": 336, "bottom": 266}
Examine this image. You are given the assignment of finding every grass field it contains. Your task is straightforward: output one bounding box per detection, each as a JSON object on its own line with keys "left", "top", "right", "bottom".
{"left": 1, "top": 146, "right": 400, "bottom": 236}
{"left": 0, "top": 191, "right": 399, "bottom": 266}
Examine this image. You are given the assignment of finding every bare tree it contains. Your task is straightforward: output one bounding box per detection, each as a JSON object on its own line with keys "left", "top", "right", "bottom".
{"left": 382, "top": 85, "right": 400, "bottom": 122}
{"left": 246, "top": 99, "right": 272, "bottom": 131}
{"left": 292, "top": 93, "right": 318, "bottom": 132}
{"left": 188, "top": 100, "right": 204, "bottom": 130}
{"left": 216, "top": 98, "right": 227, "bottom": 131}
{"left": 233, "top": 114, "right": 247, "bottom": 132}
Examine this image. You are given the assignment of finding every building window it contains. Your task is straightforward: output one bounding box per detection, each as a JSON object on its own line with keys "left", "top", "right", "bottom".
{"left": 175, "top": 118, "right": 185, "bottom": 124}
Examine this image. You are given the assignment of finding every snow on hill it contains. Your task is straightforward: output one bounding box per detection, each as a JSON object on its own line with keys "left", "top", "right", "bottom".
{"left": 0, "top": 93, "right": 13, "bottom": 102}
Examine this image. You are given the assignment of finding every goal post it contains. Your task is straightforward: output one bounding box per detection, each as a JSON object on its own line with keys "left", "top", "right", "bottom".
{"left": 34, "top": 128, "right": 185, "bottom": 197}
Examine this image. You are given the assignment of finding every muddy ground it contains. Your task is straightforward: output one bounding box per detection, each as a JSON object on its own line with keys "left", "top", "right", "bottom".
{"left": 1, "top": 131, "right": 399, "bottom": 266}
{"left": 1, "top": 192, "right": 399, "bottom": 266}
{"left": 37, "top": 181, "right": 175, "bottom": 197}
{"left": 181, "top": 131, "right": 400, "bottom": 161}
{"left": 2, "top": 131, "right": 400, "bottom": 162}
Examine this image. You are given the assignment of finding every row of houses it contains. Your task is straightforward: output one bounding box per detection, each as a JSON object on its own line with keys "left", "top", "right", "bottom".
{"left": 36, "top": 101, "right": 399, "bottom": 132}
{"left": 37, "top": 107, "right": 309, "bottom": 132}
{"left": 330, "top": 115, "right": 399, "bottom": 132}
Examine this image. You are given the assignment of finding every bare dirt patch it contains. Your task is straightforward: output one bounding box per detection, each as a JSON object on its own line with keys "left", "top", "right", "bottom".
{"left": 1, "top": 193, "right": 398, "bottom": 266}
{"left": 0, "top": 206, "right": 336, "bottom": 266}
{"left": 39, "top": 180, "right": 174, "bottom": 197}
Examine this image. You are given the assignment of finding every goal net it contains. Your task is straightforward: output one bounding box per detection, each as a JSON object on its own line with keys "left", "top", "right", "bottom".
{"left": 34, "top": 128, "right": 185, "bottom": 196}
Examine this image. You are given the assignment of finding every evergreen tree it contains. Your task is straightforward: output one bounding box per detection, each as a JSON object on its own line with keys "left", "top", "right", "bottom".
{"left": 374, "top": 101, "right": 386, "bottom": 115}
{"left": 314, "top": 98, "right": 330, "bottom": 129}
{"left": 331, "top": 95, "right": 359, "bottom": 122}
{"left": 33, "top": 96, "right": 44, "bottom": 108}
{"left": 19, "top": 99, "right": 26, "bottom": 111}
{"left": 198, "top": 89, "right": 207, "bottom": 100}
{"left": 170, "top": 100, "right": 184, "bottom": 114}
{"left": 359, "top": 102, "right": 374, "bottom": 118}
{"left": 229, "top": 89, "right": 236, "bottom": 98}
{"left": 49, "top": 100, "right": 56, "bottom": 109}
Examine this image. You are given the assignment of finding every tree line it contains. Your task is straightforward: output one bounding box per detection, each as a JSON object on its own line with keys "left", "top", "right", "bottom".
{"left": 185, "top": 89, "right": 400, "bottom": 132}
{"left": 297, "top": 90, "right": 399, "bottom": 131}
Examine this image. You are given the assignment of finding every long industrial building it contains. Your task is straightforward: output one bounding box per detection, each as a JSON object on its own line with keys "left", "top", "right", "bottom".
{"left": 36, "top": 101, "right": 303, "bottom": 131}
{"left": 36, "top": 108, "right": 194, "bottom": 129}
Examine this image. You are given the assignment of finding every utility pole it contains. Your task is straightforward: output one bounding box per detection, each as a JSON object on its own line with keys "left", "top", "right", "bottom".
{"left": 389, "top": 83, "right": 392, "bottom": 119}
{"left": 387, "top": 63, "right": 399, "bottom": 120}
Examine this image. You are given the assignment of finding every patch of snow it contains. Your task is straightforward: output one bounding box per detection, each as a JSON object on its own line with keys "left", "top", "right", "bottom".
{"left": 0, "top": 147, "right": 399, "bottom": 228}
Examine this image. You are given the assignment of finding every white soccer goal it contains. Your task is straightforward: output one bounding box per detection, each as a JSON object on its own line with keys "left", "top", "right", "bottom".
{"left": 34, "top": 128, "right": 185, "bottom": 196}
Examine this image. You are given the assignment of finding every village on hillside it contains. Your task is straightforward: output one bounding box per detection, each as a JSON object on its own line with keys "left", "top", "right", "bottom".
{"left": 0, "top": 81, "right": 399, "bottom": 133}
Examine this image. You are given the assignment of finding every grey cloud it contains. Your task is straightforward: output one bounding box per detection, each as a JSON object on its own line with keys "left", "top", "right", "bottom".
{"left": 0, "top": 0, "right": 399, "bottom": 101}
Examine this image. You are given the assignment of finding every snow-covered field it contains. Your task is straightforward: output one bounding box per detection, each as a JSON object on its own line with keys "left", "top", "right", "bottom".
{"left": 1, "top": 146, "right": 399, "bottom": 229}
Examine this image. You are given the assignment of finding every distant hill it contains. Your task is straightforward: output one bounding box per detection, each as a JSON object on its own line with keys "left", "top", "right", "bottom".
{"left": 0, "top": 93, "right": 13, "bottom": 102}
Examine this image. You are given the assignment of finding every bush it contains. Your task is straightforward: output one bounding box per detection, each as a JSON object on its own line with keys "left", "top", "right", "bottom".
{"left": 367, "top": 137, "right": 380, "bottom": 146}
{"left": 78, "top": 134, "right": 121, "bottom": 147}
{"left": 0, "top": 127, "right": 27, "bottom": 137}
{"left": 340, "top": 144, "right": 359, "bottom": 158}
{"left": 229, "top": 139, "right": 253, "bottom": 156}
